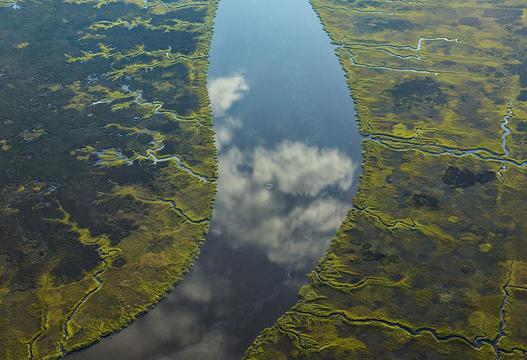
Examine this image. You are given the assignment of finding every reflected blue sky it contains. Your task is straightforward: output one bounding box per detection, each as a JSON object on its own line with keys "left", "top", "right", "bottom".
{"left": 68, "top": 0, "right": 361, "bottom": 358}
{"left": 212, "top": 78, "right": 357, "bottom": 268}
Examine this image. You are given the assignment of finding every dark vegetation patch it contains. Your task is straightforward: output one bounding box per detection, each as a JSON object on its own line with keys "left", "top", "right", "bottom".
{"left": 459, "top": 17, "right": 481, "bottom": 27}
{"left": 342, "top": 233, "right": 400, "bottom": 266}
{"left": 518, "top": 58, "right": 527, "bottom": 87}
{"left": 483, "top": 8, "right": 523, "bottom": 25}
{"left": 51, "top": 235, "right": 101, "bottom": 286}
{"left": 410, "top": 193, "right": 439, "bottom": 210}
{"left": 60, "top": 191, "right": 147, "bottom": 246}
{"left": 355, "top": 16, "right": 415, "bottom": 33}
{"left": 106, "top": 218, "right": 140, "bottom": 246}
{"left": 0, "top": 194, "right": 101, "bottom": 289}
{"left": 357, "top": 0, "right": 383, "bottom": 7}
{"left": 442, "top": 166, "right": 496, "bottom": 188}
{"left": 457, "top": 94, "right": 483, "bottom": 127}
{"left": 170, "top": 6, "right": 208, "bottom": 23}
{"left": 158, "top": 139, "right": 178, "bottom": 156}
{"left": 147, "top": 115, "right": 182, "bottom": 133}
{"left": 505, "top": 56, "right": 527, "bottom": 88}
{"left": 360, "top": 249, "right": 399, "bottom": 265}
{"left": 172, "top": 92, "right": 201, "bottom": 117}
{"left": 411, "top": 274, "right": 427, "bottom": 290}
{"left": 111, "top": 256, "right": 126, "bottom": 268}
{"left": 513, "top": 27, "right": 527, "bottom": 36}
{"left": 390, "top": 77, "right": 447, "bottom": 112}
{"left": 517, "top": 90, "right": 527, "bottom": 102}
{"left": 474, "top": 170, "right": 496, "bottom": 184}
{"left": 517, "top": 121, "right": 527, "bottom": 132}
{"left": 104, "top": 163, "right": 157, "bottom": 186}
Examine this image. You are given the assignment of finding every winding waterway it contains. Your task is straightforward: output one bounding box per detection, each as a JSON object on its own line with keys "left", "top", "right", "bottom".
{"left": 68, "top": 0, "right": 361, "bottom": 358}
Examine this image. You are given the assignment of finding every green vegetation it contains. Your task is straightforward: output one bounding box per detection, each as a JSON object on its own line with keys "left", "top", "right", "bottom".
{"left": 244, "top": 0, "right": 527, "bottom": 359}
{"left": 0, "top": 0, "right": 217, "bottom": 358}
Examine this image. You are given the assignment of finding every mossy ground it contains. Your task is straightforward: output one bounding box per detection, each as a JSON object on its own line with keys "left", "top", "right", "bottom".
{"left": 244, "top": 0, "right": 527, "bottom": 359}
{"left": 0, "top": 0, "right": 217, "bottom": 359}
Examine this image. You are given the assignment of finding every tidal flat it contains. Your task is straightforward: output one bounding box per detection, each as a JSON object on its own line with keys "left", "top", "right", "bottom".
{"left": 0, "top": 0, "right": 217, "bottom": 358}
{"left": 244, "top": 0, "right": 527, "bottom": 359}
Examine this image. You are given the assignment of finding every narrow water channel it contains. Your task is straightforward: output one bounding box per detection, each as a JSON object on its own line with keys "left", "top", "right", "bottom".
{"left": 68, "top": 0, "right": 361, "bottom": 358}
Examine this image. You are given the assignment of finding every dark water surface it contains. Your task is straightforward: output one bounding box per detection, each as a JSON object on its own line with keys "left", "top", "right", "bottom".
{"left": 69, "top": 0, "right": 361, "bottom": 358}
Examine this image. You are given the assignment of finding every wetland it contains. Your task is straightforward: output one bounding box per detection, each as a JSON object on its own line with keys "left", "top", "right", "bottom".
{"left": 1, "top": 0, "right": 527, "bottom": 359}
{"left": 0, "top": 0, "right": 216, "bottom": 358}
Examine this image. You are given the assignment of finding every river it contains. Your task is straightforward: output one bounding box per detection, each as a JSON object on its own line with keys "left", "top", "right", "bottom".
{"left": 68, "top": 0, "right": 361, "bottom": 358}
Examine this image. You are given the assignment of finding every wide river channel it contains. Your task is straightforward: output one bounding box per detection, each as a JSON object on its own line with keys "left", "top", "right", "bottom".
{"left": 69, "top": 0, "right": 361, "bottom": 358}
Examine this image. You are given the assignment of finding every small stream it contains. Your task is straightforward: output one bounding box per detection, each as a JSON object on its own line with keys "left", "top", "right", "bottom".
{"left": 68, "top": 0, "right": 361, "bottom": 358}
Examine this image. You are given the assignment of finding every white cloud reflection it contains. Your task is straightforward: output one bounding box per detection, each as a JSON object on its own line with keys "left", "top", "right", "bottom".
{"left": 208, "top": 73, "right": 249, "bottom": 116}
{"left": 215, "top": 117, "right": 242, "bottom": 150}
{"left": 214, "top": 141, "right": 355, "bottom": 269}
{"left": 254, "top": 141, "right": 355, "bottom": 196}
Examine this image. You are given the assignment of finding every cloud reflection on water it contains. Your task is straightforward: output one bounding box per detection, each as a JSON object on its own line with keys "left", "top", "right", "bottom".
{"left": 214, "top": 140, "right": 355, "bottom": 270}
{"left": 215, "top": 116, "right": 242, "bottom": 150}
{"left": 208, "top": 73, "right": 249, "bottom": 116}
{"left": 254, "top": 141, "right": 355, "bottom": 196}
{"left": 208, "top": 71, "right": 356, "bottom": 271}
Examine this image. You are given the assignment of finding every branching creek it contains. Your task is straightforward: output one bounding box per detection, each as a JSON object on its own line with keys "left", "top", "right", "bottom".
{"left": 281, "top": 256, "right": 517, "bottom": 357}
{"left": 59, "top": 246, "right": 120, "bottom": 356}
